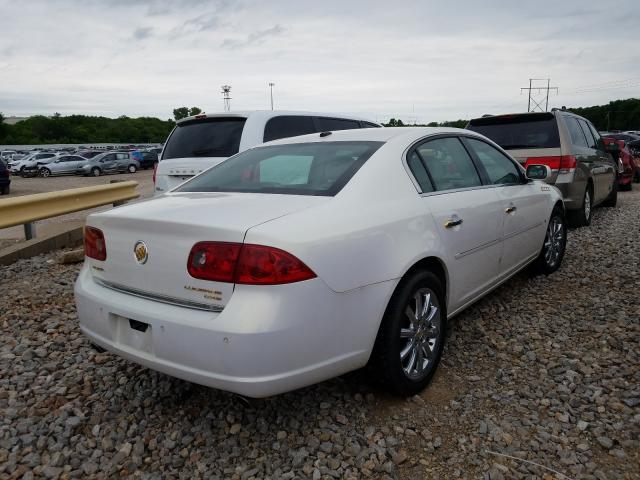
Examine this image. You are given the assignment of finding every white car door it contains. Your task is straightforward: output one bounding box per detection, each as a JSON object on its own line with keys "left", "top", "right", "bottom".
{"left": 463, "top": 137, "right": 548, "bottom": 277}
{"left": 407, "top": 136, "right": 503, "bottom": 313}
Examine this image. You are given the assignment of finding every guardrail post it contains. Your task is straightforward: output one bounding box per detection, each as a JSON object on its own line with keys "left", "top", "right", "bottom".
{"left": 24, "top": 222, "right": 36, "bottom": 240}
{"left": 110, "top": 179, "right": 127, "bottom": 207}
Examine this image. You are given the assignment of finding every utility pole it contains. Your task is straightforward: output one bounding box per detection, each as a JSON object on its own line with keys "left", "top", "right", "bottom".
{"left": 269, "top": 83, "right": 275, "bottom": 110}
{"left": 521, "top": 78, "right": 558, "bottom": 112}
{"left": 221, "top": 85, "right": 232, "bottom": 112}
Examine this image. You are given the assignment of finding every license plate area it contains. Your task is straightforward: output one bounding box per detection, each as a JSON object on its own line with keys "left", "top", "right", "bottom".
{"left": 110, "top": 313, "right": 154, "bottom": 354}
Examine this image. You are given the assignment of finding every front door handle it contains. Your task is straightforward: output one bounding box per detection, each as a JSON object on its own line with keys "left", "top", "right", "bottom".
{"left": 444, "top": 218, "right": 463, "bottom": 228}
{"left": 505, "top": 206, "right": 517, "bottom": 214}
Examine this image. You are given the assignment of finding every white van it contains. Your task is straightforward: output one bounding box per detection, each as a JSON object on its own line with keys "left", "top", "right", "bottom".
{"left": 154, "top": 110, "right": 381, "bottom": 194}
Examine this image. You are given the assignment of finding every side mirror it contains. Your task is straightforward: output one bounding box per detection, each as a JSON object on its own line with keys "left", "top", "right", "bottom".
{"left": 526, "top": 164, "right": 551, "bottom": 180}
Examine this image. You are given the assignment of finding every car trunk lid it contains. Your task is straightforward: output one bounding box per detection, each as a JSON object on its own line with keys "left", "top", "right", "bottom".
{"left": 86, "top": 193, "right": 327, "bottom": 310}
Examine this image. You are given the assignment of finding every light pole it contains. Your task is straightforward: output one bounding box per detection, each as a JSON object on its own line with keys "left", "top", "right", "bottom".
{"left": 269, "top": 82, "right": 275, "bottom": 110}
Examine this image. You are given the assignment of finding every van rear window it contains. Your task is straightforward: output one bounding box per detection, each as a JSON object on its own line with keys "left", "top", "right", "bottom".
{"left": 162, "top": 117, "right": 246, "bottom": 160}
{"left": 467, "top": 113, "right": 560, "bottom": 150}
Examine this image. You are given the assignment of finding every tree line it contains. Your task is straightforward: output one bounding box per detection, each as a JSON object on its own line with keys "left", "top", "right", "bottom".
{"left": 1, "top": 99, "right": 638, "bottom": 145}
{"left": 384, "top": 98, "right": 640, "bottom": 131}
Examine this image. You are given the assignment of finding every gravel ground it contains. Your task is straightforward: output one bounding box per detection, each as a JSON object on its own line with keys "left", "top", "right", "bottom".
{"left": 1, "top": 187, "right": 638, "bottom": 479}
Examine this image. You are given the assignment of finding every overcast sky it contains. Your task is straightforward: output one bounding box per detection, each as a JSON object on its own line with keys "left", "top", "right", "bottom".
{"left": 1, "top": 0, "right": 639, "bottom": 123}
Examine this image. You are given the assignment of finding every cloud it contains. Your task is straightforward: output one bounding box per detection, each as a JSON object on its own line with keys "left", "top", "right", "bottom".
{"left": 221, "top": 24, "right": 285, "bottom": 50}
{"left": 132, "top": 27, "right": 153, "bottom": 40}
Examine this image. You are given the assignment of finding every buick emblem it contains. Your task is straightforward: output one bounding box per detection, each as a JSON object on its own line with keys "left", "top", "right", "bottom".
{"left": 134, "top": 241, "right": 149, "bottom": 264}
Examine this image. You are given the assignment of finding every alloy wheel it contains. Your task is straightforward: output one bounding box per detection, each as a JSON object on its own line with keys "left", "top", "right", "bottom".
{"left": 543, "top": 215, "right": 565, "bottom": 268}
{"left": 400, "top": 288, "right": 441, "bottom": 380}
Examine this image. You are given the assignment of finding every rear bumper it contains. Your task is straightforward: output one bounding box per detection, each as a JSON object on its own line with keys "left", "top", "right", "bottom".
{"left": 553, "top": 176, "right": 586, "bottom": 211}
{"left": 74, "top": 265, "right": 393, "bottom": 397}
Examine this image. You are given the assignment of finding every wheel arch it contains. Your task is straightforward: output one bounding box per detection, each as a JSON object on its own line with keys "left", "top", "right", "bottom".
{"left": 390, "top": 256, "right": 449, "bottom": 316}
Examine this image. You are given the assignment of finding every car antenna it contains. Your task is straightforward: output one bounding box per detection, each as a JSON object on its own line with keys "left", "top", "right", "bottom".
{"left": 319, "top": 131, "right": 332, "bottom": 137}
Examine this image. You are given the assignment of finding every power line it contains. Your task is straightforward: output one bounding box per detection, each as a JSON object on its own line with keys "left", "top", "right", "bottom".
{"left": 521, "top": 78, "right": 558, "bottom": 112}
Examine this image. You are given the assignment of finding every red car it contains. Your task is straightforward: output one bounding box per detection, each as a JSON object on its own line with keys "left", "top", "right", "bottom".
{"left": 603, "top": 137, "right": 634, "bottom": 191}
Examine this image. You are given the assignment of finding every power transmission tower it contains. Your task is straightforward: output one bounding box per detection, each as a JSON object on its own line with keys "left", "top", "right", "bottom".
{"left": 221, "top": 85, "right": 232, "bottom": 112}
{"left": 521, "top": 78, "right": 558, "bottom": 112}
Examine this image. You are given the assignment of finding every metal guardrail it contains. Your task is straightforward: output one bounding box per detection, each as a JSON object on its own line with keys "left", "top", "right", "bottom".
{"left": 0, "top": 180, "right": 139, "bottom": 239}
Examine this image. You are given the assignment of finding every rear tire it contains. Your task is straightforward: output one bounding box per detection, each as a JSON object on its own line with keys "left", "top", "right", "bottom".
{"left": 568, "top": 184, "right": 593, "bottom": 227}
{"left": 128, "top": 164, "right": 137, "bottom": 173}
{"left": 531, "top": 205, "right": 566, "bottom": 275}
{"left": 40, "top": 168, "right": 51, "bottom": 178}
{"left": 369, "top": 270, "right": 446, "bottom": 396}
{"left": 1, "top": 185, "right": 9, "bottom": 195}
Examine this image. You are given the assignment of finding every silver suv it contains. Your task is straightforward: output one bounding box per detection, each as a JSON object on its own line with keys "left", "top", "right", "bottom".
{"left": 467, "top": 111, "right": 617, "bottom": 226}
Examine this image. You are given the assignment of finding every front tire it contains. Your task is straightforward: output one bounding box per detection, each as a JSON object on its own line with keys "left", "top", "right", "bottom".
{"left": 91, "top": 167, "right": 101, "bottom": 177}
{"left": 40, "top": 168, "right": 51, "bottom": 177}
{"left": 568, "top": 184, "right": 593, "bottom": 227}
{"left": 370, "top": 271, "right": 446, "bottom": 396}
{"left": 128, "top": 164, "right": 137, "bottom": 173}
{"left": 531, "top": 205, "right": 566, "bottom": 275}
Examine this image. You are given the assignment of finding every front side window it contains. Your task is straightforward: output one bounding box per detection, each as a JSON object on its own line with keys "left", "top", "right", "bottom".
{"left": 586, "top": 122, "right": 604, "bottom": 151}
{"left": 416, "top": 137, "right": 482, "bottom": 191}
{"left": 465, "top": 138, "right": 521, "bottom": 185}
{"left": 578, "top": 120, "right": 597, "bottom": 149}
{"left": 177, "top": 141, "right": 382, "bottom": 196}
{"left": 263, "top": 116, "right": 316, "bottom": 142}
{"left": 565, "top": 117, "right": 589, "bottom": 148}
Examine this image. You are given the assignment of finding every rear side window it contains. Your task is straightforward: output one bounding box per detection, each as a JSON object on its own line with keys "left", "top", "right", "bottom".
{"left": 416, "top": 137, "right": 482, "bottom": 191}
{"left": 467, "top": 113, "right": 560, "bottom": 150}
{"left": 316, "top": 117, "right": 361, "bottom": 132}
{"left": 177, "top": 141, "right": 382, "bottom": 196}
{"left": 162, "top": 118, "right": 246, "bottom": 160}
{"left": 406, "top": 151, "right": 434, "bottom": 192}
{"left": 263, "top": 116, "right": 316, "bottom": 142}
{"left": 565, "top": 117, "right": 589, "bottom": 148}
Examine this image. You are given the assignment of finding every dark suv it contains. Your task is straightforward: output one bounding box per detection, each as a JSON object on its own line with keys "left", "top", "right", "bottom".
{"left": 0, "top": 160, "right": 11, "bottom": 195}
{"left": 467, "top": 111, "right": 617, "bottom": 226}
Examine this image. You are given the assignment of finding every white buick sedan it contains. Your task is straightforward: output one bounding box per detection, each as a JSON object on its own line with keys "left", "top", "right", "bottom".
{"left": 75, "top": 127, "right": 566, "bottom": 397}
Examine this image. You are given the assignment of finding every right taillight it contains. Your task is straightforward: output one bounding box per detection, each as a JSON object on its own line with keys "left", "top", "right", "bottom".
{"left": 187, "top": 242, "right": 316, "bottom": 285}
{"left": 84, "top": 226, "right": 107, "bottom": 261}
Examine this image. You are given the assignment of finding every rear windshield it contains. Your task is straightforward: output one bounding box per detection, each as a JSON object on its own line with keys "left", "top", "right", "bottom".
{"left": 467, "top": 113, "right": 560, "bottom": 150}
{"left": 176, "top": 141, "right": 383, "bottom": 196}
{"left": 162, "top": 117, "right": 246, "bottom": 160}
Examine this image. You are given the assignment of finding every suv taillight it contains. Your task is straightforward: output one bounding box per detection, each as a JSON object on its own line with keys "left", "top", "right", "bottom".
{"left": 84, "top": 227, "right": 107, "bottom": 261}
{"left": 525, "top": 155, "right": 576, "bottom": 173}
{"left": 187, "top": 242, "right": 316, "bottom": 285}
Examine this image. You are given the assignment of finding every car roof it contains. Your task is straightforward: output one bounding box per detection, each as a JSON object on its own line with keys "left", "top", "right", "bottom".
{"left": 175, "top": 110, "right": 380, "bottom": 126}
{"left": 260, "top": 126, "right": 481, "bottom": 147}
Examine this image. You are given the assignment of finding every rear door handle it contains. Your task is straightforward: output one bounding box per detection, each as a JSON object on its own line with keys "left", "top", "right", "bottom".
{"left": 444, "top": 218, "right": 463, "bottom": 228}
{"left": 505, "top": 206, "right": 517, "bottom": 214}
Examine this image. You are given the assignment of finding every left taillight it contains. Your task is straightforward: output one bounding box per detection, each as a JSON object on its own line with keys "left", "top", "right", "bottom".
{"left": 84, "top": 226, "right": 106, "bottom": 261}
{"left": 187, "top": 242, "right": 316, "bottom": 285}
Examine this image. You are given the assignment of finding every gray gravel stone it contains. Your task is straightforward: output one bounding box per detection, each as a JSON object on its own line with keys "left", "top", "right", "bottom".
{"left": 1, "top": 189, "right": 639, "bottom": 478}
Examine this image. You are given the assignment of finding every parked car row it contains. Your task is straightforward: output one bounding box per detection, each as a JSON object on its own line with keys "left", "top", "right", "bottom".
{"left": 4, "top": 148, "right": 159, "bottom": 179}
